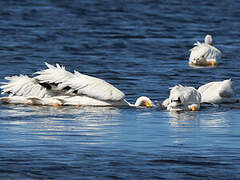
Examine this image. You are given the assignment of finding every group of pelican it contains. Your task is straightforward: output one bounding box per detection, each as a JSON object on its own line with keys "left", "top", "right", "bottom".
{"left": 0, "top": 35, "right": 235, "bottom": 111}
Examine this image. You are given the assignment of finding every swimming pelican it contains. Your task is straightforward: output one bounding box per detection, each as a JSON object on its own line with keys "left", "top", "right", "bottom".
{"left": 0, "top": 63, "right": 154, "bottom": 107}
{"left": 198, "top": 79, "right": 236, "bottom": 103}
{"left": 189, "top": 35, "right": 222, "bottom": 67}
{"left": 162, "top": 85, "right": 201, "bottom": 111}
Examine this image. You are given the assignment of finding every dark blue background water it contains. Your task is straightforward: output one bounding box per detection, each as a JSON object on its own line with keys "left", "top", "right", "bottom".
{"left": 0, "top": 0, "right": 240, "bottom": 179}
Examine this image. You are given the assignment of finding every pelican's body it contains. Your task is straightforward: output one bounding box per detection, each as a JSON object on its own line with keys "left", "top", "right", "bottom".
{"left": 60, "top": 95, "right": 152, "bottom": 107}
{"left": 0, "top": 96, "right": 64, "bottom": 106}
{"left": 0, "top": 63, "right": 154, "bottom": 108}
{"left": 162, "top": 85, "right": 201, "bottom": 112}
{"left": 198, "top": 79, "right": 236, "bottom": 103}
{"left": 189, "top": 35, "right": 222, "bottom": 66}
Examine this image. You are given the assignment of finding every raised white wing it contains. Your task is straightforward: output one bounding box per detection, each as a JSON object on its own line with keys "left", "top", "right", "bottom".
{"left": 189, "top": 42, "right": 221, "bottom": 62}
{"left": 58, "top": 71, "right": 125, "bottom": 101}
{"left": 35, "top": 63, "right": 125, "bottom": 101}
{"left": 34, "top": 62, "right": 74, "bottom": 84}
{"left": 0, "top": 75, "right": 53, "bottom": 98}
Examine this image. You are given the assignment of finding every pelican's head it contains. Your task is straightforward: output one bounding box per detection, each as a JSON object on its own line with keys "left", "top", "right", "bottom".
{"left": 204, "top": 34, "right": 213, "bottom": 45}
{"left": 167, "top": 85, "right": 201, "bottom": 111}
{"left": 135, "top": 96, "right": 154, "bottom": 107}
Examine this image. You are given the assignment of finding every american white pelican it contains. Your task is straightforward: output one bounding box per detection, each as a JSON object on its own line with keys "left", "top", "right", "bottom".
{"left": 198, "top": 79, "right": 236, "bottom": 103}
{"left": 162, "top": 85, "right": 201, "bottom": 111}
{"left": 189, "top": 35, "right": 222, "bottom": 67}
{"left": 0, "top": 63, "right": 154, "bottom": 107}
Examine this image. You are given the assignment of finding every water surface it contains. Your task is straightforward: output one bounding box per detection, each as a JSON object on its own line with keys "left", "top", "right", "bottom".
{"left": 0, "top": 0, "right": 240, "bottom": 179}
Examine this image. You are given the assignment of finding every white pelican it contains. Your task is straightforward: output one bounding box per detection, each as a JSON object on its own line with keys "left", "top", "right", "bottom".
{"left": 198, "top": 79, "right": 236, "bottom": 103}
{"left": 162, "top": 85, "right": 201, "bottom": 111}
{"left": 189, "top": 35, "right": 222, "bottom": 67}
{"left": 0, "top": 63, "right": 154, "bottom": 107}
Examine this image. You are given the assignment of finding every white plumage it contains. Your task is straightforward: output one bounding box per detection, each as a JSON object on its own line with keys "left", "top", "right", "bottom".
{"left": 0, "top": 96, "right": 64, "bottom": 106}
{"left": 162, "top": 85, "right": 201, "bottom": 111}
{"left": 62, "top": 95, "right": 153, "bottom": 107}
{"left": 0, "top": 63, "right": 154, "bottom": 107}
{"left": 198, "top": 79, "right": 236, "bottom": 103}
{"left": 1, "top": 75, "right": 54, "bottom": 98}
{"left": 189, "top": 35, "right": 222, "bottom": 66}
{"left": 34, "top": 63, "right": 125, "bottom": 101}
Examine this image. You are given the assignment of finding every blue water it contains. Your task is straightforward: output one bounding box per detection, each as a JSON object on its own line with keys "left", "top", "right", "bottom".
{"left": 0, "top": 0, "right": 240, "bottom": 179}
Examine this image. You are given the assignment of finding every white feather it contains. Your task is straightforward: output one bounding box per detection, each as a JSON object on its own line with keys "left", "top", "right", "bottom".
{"left": 198, "top": 79, "right": 235, "bottom": 103}
{"left": 58, "top": 71, "right": 125, "bottom": 101}
{"left": 35, "top": 63, "right": 125, "bottom": 101}
{"left": 189, "top": 35, "right": 222, "bottom": 65}
{"left": 163, "top": 85, "right": 201, "bottom": 111}
{"left": 35, "top": 62, "right": 74, "bottom": 84}
{"left": 0, "top": 63, "right": 154, "bottom": 108}
{"left": 0, "top": 75, "right": 53, "bottom": 98}
{"left": 62, "top": 96, "right": 128, "bottom": 106}
{"left": 0, "top": 96, "right": 29, "bottom": 104}
{"left": 0, "top": 96, "right": 64, "bottom": 106}
{"left": 61, "top": 95, "right": 154, "bottom": 107}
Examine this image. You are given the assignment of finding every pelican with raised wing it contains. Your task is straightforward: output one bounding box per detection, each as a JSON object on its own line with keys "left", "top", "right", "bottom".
{"left": 198, "top": 79, "right": 236, "bottom": 103}
{"left": 0, "top": 63, "right": 154, "bottom": 107}
{"left": 189, "top": 35, "right": 222, "bottom": 67}
{"left": 162, "top": 85, "right": 201, "bottom": 112}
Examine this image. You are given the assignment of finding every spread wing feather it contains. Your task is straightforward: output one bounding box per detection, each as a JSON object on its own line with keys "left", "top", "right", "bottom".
{"left": 35, "top": 63, "right": 125, "bottom": 101}
{"left": 0, "top": 75, "right": 53, "bottom": 98}
{"left": 34, "top": 62, "right": 74, "bottom": 84}
{"left": 58, "top": 71, "right": 125, "bottom": 101}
